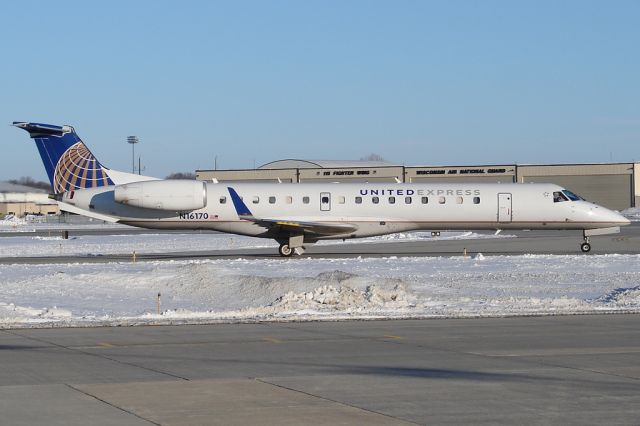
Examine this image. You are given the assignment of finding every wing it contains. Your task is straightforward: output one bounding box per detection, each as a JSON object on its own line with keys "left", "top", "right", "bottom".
{"left": 227, "top": 187, "right": 358, "bottom": 236}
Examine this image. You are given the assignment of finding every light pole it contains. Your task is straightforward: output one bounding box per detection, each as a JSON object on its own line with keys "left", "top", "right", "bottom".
{"left": 127, "top": 136, "right": 139, "bottom": 173}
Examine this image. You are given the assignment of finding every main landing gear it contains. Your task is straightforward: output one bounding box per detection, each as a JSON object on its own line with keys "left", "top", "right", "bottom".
{"left": 278, "top": 243, "right": 306, "bottom": 257}
{"left": 278, "top": 234, "right": 306, "bottom": 257}
{"left": 278, "top": 243, "right": 293, "bottom": 257}
{"left": 580, "top": 237, "right": 591, "bottom": 253}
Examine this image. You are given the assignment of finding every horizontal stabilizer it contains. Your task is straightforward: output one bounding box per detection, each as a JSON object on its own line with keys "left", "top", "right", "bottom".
{"left": 58, "top": 202, "right": 119, "bottom": 223}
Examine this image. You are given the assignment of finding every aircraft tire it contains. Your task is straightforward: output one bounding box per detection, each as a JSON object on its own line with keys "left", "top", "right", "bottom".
{"left": 279, "top": 243, "right": 293, "bottom": 257}
{"left": 580, "top": 242, "right": 591, "bottom": 253}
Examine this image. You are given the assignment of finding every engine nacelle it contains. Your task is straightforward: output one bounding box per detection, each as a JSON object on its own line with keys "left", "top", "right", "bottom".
{"left": 114, "top": 180, "right": 207, "bottom": 211}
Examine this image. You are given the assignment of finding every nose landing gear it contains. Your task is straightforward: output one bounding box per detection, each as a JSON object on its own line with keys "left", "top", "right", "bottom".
{"left": 580, "top": 231, "right": 591, "bottom": 253}
{"left": 579, "top": 226, "right": 622, "bottom": 254}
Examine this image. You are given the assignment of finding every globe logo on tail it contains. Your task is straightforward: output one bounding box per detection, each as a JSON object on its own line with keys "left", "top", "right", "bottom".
{"left": 53, "top": 142, "right": 113, "bottom": 193}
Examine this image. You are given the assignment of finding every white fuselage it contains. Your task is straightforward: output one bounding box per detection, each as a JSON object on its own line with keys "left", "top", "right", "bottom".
{"left": 61, "top": 182, "right": 629, "bottom": 241}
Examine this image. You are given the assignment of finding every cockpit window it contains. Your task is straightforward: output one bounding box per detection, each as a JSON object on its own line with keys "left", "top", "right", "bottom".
{"left": 562, "top": 190, "right": 582, "bottom": 201}
{"left": 553, "top": 191, "right": 569, "bottom": 203}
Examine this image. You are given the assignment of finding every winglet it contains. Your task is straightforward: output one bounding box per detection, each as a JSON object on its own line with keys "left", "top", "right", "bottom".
{"left": 227, "top": 187, "right": 253, "bottom": 218}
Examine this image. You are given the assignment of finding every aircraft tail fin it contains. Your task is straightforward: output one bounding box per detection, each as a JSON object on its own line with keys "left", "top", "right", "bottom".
{"left": 13, "top": 122, "right": 115, "bottom": 194}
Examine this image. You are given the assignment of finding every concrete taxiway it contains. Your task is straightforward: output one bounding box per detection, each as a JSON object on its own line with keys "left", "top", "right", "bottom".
{"left": 0, "top": 223, "right": 638, "bottom": 264}
{"left": 1, "top": 315, "right": 640, "bottom": 425}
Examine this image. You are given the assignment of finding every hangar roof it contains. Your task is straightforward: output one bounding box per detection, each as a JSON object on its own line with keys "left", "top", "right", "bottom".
{"left": 259, "top": 159, "right": 399, "bottom": 169}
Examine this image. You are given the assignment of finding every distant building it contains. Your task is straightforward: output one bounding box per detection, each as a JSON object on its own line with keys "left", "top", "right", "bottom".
{"left": 197, "top": 160, "right": 640, "bottom": 210}
{"left": 196, "top": 159, "right": 404, "bottom": 183}
{"left": 0, "top": 181, "right": 59, "bottom": 217}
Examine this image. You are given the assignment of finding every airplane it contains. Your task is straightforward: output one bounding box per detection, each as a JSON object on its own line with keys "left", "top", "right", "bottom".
{"left": 14, "top": 121, "right": 630, "bottom": 256}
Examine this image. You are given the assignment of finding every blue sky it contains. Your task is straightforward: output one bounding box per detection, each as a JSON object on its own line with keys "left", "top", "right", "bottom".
{"left": 1, "top": 0, "right": 638, "bottom": 181}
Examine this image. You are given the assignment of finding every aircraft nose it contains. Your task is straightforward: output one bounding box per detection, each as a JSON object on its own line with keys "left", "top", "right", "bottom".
{"left": 605, "top": 209, "right": 631, "bottom": 225}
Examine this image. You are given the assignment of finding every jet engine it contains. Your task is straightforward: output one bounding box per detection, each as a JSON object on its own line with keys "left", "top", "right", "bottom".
{"left": 114, "top": 180, "right": 207, "bottom": 211}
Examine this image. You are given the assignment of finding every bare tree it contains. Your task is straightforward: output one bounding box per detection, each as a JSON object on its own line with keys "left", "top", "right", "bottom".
{"left": 8, "top": 177, "right": 51, "bottom": 191}
{"left": 165, "top": 172, "right": 196, "bottom": 180}
{"left": 360, "top": 153, "right": 385, "bottom": 162}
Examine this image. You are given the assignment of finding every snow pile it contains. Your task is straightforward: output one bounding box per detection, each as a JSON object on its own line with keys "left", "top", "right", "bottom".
{"left": 594, "top": 285, "right": 640, "bottom": 308}
{"left": 0, "top": 215, "right": 27, "bottom": 229}
{"left": 621, "top": 207, "right": 640, "bottom": 221}
{"left": 273, "top": 283, "right": 415, "bottom": 311}
{"left": 0, "top": 302, "right": 72, "bottom": 324}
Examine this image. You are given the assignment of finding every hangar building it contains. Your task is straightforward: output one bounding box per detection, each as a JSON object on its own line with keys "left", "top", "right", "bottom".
{"left": 0, "top": 181, "right": 59, "bottom": 217}
{"left": 197, "top": 160, "right": 639, "bottom": 210}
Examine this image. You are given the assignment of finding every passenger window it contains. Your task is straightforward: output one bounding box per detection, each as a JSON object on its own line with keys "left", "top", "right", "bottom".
{"left": 219, "top": 196, "right": 227, "bottom": 204}
{"left": 389, "top": 196, "right": 395, "bottom": 204}
{"left": 405, "top": 197, "right": 412, "bottom": 204}
{"left": 269, "top": 196, "right": 276, "bottom": 204}
{"left": 473, "top": 197, "right": 480, "bottom": 204}
{"left": 421, "top": 197, "right": 428, "bottom": 204}
{"left": 286, "top": 196, "right": 293, "bottom": 204}
{"left": 438, "top": 196, "right": 446, "bottom": 204}
{"left": 355, "top": 196, "right": 362, "bottom": 204}
{"left": 252, "top": 196, "right": 260, "bottom": 204}
{"left": 456, "top": 196, "right": 463, "bottom": 204}
{"left": 553, "top": 191, "right": 569, "bottom": 203}
{"left": 303, "top": 196, "right": 310, "bottom": 204}
{"left": 372, "top": 196, "right": 379, "bottom": 204}
{"left": 338, "top": 196, "right": 345, "bottom": 204}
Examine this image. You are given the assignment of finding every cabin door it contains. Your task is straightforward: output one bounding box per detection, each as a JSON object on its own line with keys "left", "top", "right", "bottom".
{"left": 320, "top": 192, "right": 331, "bottom": 211}
{"left": 497, "top": 193, "right": 512, "bottom": 222}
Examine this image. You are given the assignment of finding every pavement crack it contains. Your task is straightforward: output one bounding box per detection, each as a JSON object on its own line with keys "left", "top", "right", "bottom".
{"left": 254, "top": 377, "right": 420, "bottom": 425}
{"left": 496, "top": 356, "right": 640, "bottom": 383}
{"left": 65, "top": 384, "right": 161, "bottom": 425}
{"left": 5, "top": 330, "right": 191, "bottom": 382}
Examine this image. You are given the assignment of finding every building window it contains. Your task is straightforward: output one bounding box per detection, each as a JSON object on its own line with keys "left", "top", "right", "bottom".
{"left": 252, "top": 196, "right": 260, "bottom": 204}
{"left": 473, "top": 197, "right": 480, "bottom": 204}
{"left": 405, "top": 197, "right": 412, "bottom": 204}
{"left": 269, "top": 196, "right": 276, "bottom": 204}
{"left": 303, "top": 196, "right": 310, "bottom": 204}
{"left": 456, "top": 196, "right": 463, "bottom": 204}
{"left": 389, "top": 196, "right": 396, "bottom": 204}
{"left": 355, "top": 196, "right": 362, "bottom": 204}
{"left": 439, "top": 196, "right": 446, "bottom": 204}
{"left": 421, "top": 196, "right": 428, "bottom": 204}
{"left": 219, "top": 196, "right": 227, "bottom": 204}
{"left": 338, "top": 196, "right": 345, "bottom": 204}
{"left": 372, "top": 196, "right": 379, "bottom": 204}
{"left": 286, "top": 196, "right": 293, "bottom": 204}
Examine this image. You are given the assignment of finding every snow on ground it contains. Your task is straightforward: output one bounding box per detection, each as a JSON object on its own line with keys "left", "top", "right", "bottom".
{"left": 0, "top": 217, "right": 126, "bottom": 232}
{"left": 622, "top": 207, "right": 640, "bottom": 221}
{"left": 0, "top": 254, "right": 638, "bottom": 327}
{"left": 0, "top": 233, "right": 276, "bottom": 257}
{"left": 0, "top": 215, "right": 27, "bottom": 229}
{"left": 0, "top": 231, "right": 513, "bottom": 258}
